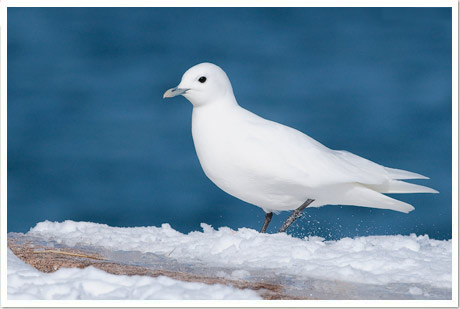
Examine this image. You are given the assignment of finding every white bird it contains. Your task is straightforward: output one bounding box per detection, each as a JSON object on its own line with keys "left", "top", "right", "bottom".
{"left": 163, "top": 62, "right": 438, "bottom": 233}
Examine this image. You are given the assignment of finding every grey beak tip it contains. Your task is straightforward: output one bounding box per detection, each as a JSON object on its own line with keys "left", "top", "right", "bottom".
{"left": 163, "top": 87, "right": 189, "bottom": 99}
{"left": 163, "top": 88, "right": 175, "bottom": 99}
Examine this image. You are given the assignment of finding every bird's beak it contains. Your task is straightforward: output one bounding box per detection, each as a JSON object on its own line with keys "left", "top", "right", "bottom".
{"left": 163, "top": 87, "right": 189, "bottom": 99}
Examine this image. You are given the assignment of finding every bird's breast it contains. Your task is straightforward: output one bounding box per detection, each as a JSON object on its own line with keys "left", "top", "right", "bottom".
{"left": 190, "top": 106, "right": 311, "bottom": 211}
{"left": 191, "top": 106, "right": 249, "bottom": 185}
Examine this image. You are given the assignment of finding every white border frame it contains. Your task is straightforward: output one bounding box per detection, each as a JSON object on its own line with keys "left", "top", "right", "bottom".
{"left": 0, "top": 1, "right": 458, "bottom": 307}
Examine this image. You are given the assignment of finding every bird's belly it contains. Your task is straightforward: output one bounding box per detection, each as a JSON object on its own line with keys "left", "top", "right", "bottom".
{"left": 193, "top": 136, "right": 313, "bottom": 211}
{"left": 191, "top": 107, "right": 324, "bottom": 211}
{"left": 205, "top": 161, "right": 308, "bottom": 211}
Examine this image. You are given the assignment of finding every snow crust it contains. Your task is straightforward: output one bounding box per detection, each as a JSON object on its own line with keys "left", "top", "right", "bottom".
{"left": 7, "top": 249, "right": 261, "bottom": 300}
{"left": 25, "top": 220, "right": 452, "bottom": 290}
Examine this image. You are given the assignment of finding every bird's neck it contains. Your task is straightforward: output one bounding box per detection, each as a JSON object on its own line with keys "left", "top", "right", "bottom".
{"left": 201, "top": 93, "right": 238, "bottom": 108}
{"left": 191, "top": 95, "right": 243, "bottom": 128}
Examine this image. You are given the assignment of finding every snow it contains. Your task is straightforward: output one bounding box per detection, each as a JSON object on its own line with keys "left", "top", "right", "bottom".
{"left": 7, "top": 249, "right": 261, "bottom": 300}
{"left": 8, "top": 220, "right": 452, "bottom": 300}
{"left": 27, "top": 220, "right": 452, "bottom": 288}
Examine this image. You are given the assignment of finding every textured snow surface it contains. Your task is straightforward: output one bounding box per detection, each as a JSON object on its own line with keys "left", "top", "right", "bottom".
{"left": 25, "top": 220, "right": 452, "bottom": 289}
{"left": 7, "top": 249, "right": 261, "bottom": 300}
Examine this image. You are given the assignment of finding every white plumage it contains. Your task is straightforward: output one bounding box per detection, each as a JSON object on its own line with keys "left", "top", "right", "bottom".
{"left": 164, "top": 62, "right": 437, "bottom": 223}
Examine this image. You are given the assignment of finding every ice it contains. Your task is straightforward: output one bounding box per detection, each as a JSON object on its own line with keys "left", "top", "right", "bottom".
{"left": 7, "top": 220, "right": 453, "bottom": 300}
{"left": 409, "top": 286, "right": 423, "bottom": 295}
{"left": 7, "top": 249, "right": 261, "bottom": 300}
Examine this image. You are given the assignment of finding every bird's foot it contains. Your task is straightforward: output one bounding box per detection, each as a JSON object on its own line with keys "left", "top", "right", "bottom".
{"left": 260, "top": 212, "right": 273, "bottom": 233}
{"left": 278, "top": 199, "right": 314, "bottom": 233}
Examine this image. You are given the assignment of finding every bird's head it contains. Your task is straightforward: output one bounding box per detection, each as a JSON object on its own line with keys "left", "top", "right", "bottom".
{"left": 163, "top": 62, "right": 235, "bottom": 107}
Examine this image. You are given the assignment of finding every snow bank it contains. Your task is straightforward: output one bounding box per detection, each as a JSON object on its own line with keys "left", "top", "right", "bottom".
{"left": 7, "top": 249, "right": 261, "bottom": 300}
{"left": 26, "top": 220, "right": 452, "bottom": 290}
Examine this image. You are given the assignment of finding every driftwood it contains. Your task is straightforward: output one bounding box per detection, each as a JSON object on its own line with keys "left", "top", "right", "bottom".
{"left": 9, "top": 233, "right": 449, "bottom": 300}
{"left": 7, "top": 237, "right": 308, "bottom": 300}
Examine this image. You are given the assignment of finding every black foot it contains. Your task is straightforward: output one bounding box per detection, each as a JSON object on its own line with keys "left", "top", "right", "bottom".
{"left": 260, "top": 212, "right": 273, "bottom": 233}
{"left": 278, "top": 199, "right": 314, "bottom": 233}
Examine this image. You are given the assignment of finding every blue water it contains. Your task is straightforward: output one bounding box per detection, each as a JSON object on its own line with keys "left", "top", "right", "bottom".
{"left": 7, "top": 8, "right": 452, "bottom": 239}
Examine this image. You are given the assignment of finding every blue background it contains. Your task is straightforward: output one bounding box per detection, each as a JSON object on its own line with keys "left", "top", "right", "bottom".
{"left": 8, "top": 8, "right": 452, "bottom": 239}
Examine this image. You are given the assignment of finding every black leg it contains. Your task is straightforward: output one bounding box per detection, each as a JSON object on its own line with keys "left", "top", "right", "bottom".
{"left": 278, "top": 199, "right": 314, "bottom": 233}
{"left": 260, "top": 212, "right": 273, "bottom": 233}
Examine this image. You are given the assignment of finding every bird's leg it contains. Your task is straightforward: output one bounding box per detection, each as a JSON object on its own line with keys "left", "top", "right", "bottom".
{"left": 260, "top": 212, "right": 273, "bottom": 233}
{"left": 278, "top": 199, "right": 315, "bottom": 233}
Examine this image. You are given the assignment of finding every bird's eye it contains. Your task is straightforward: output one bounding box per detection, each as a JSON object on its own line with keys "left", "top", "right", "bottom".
{"left": 198, "top": 76, "right": 207, "bottom": 83}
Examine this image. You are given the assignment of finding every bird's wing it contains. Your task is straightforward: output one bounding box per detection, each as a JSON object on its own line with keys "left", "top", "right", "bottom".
{"left": 241, "top": 113, "right": 426, "bottom": 188}
{"left": 333, "top": 150, "right": 436, "bottom": 193}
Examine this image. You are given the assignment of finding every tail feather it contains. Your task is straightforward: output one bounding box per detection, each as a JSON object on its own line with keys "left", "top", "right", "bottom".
{"left": 365, "top": 180, "right": 439, "bottom": 194}
{"left": 331, "top": 184, "right": 415, "bottom": 213}
{"left": 385, "top": 167, "right": 429, "bottom": 180}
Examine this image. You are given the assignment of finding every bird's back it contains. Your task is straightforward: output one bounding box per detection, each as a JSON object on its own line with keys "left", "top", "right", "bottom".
{"left": 193, "top": 103, "right": 393, "bottom": 210}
